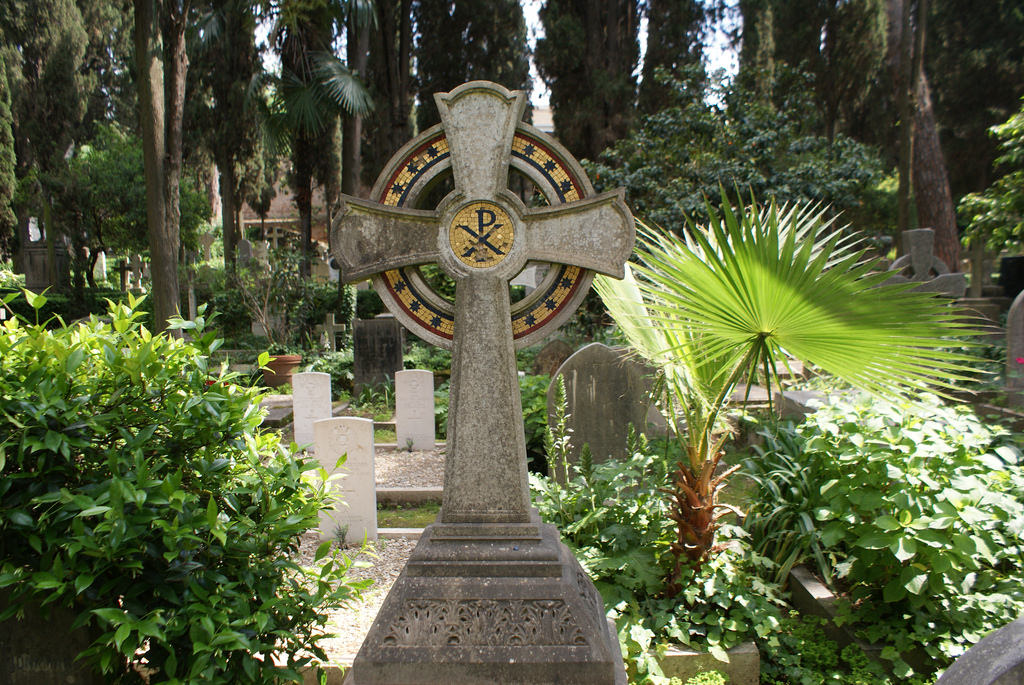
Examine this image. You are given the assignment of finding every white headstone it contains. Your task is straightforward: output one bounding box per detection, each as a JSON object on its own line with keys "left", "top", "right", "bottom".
{"left": 27, "top": 217, "right": 41, "bottom": 242}
{"left": 395, "top": 369, "right": 436, "bottom": 450}
{"left": 93, "top": 251, "right": 107, "bottom": 283}
{"left": 313, "top": 417, "right": 377, "bottom": 543}
{"left": 292, "top": 371, "right": 333, "bottom": 448}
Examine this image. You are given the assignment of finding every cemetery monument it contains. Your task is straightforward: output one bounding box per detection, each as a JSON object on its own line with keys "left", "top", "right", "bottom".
{"left": 332, "top": 81, "right": 634, "bottom": 684}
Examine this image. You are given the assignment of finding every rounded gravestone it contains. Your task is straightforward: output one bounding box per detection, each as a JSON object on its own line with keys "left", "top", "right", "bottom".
{"left": 935, "top": 617, "right": 1024, "bottom": 685}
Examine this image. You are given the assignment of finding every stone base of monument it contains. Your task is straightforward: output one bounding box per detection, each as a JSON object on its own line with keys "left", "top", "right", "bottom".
{"left": 657, "top": 641, "right": 759, "bottom": 685}
{"left": 348, "top": 509, "right": 626, "bottom": 684}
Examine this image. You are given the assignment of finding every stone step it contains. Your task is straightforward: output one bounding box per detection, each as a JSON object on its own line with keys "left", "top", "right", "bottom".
{"left": 376, "top": 487, "right": 442, "bottom": 506}
{"left": 378, "top": 527, "right": 423, "bottom": 539}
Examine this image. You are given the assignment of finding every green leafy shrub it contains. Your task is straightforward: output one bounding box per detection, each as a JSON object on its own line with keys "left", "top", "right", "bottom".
{"left": 744, "top": 394, "right": 1024, "bottom": 676}
{"left": 434, "top": 380, "right": 449, "bottom": 439}
{"left": 404, "top": 341, "right": 451, "bottom": 372}
{"left": 0, "top": 286, "right": 152, "bottom": 328}
{"left": 356, "top": 288, "right": 385, "bottom": 319}
{"left": 532, "top": 393, "right": 784, "bottom": 684}
{"left": 0, "top": 293, "right": 367, "bottom": 683}
{"left": 306, "top": 349, "right": 354, "bottom": 399}
{"left": 519, "top": 373, "right": 550, "bottom": 472}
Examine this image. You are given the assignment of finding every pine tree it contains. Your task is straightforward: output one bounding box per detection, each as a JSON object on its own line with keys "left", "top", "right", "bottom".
{"left": 535, "top": 0, "right": 640, "bottom": 161}
{"left": 412, "top": 0, "right": 531, "bottom": 131}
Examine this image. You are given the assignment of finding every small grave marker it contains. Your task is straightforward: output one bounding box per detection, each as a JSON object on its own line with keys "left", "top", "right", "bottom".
{"left": 886, "top": 228, "right": 967, "bottom": 297}
{"left": 313, "top": 417, "right": 377, "bottom": 543}
{"left": 292, "top": 372, "right": 332, "bottom": 449}
{"left": 395, "top": 369, "right": 436, "bottom": 450}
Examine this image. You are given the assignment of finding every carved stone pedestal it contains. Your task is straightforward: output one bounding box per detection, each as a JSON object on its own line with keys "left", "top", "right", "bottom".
{"left": 349, "top": 509, "right": 626, "bottom": 685}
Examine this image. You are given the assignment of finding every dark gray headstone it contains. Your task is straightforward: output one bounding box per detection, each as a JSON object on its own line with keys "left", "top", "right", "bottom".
{"left": 531, "top": 338, "right": 573, "bottom": 377}
{"left": 548, "top": 343, "right": 665, "bottom": 475}
{"left": 0, "top": 595, "right": 103, "bottom": 684}
{"left": 936, "top": 617, "right": 1024, "bottom": 685}
{"left": 353, "top": 316, "right": 404, "bottom": 390}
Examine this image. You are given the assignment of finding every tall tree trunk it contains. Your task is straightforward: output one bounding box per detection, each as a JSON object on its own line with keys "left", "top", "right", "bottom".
{"left": 219, "top": 159, "right": 237, "bottom": 270}
{"left": 294, "top": 139, "right": 313, "bottom": 277}
{"left": 912, "top": 73, "right": 959, "bottom": 268}
{"left": 342, "top": 11, "right": 370, "bottom": 197}
{"left": 160, "top": 1, "right": 187, "bottom": 323}
{"left": 134, "top": 0, "right": 170, "bottom": 326}
{"left": 894, "top": 0, "right": 914, "bottom": 234}
{"left": 888, "top": 0, "right": 958, "bottom": 266}
{"left": 135, "top": 0, "right": 188, "bottom": 331}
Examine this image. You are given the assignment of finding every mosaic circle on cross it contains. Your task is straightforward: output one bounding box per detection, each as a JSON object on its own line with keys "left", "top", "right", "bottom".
{"left": 448, "top": 202, "right": 515, "bottom": 269}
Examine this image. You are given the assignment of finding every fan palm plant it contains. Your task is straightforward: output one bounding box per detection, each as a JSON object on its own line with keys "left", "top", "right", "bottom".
{"left": 594, "top": 193, "right": 977, "bottom": 594}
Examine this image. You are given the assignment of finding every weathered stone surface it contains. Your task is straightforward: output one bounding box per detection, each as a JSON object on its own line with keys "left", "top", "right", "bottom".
{"left": 353, "top": 316, "right": 404, "bottom": 391}
{"left": 395, "top": 369, "right": 436, "bottom": 450}
{"left": 350, "top": 513, "right": 625, "bottom": 685}
{"left": 0, "top": 594, "right": 103, "bottom": 685}
{"left": 548, "top": 343, "right": 664, "bottom": 474}
{"left": 658, "top": 641, "right": 759, "bottom": 685}
{"left": 532, "top": 338, "right": 574, "bottom": 377}
{"left": 314, "top": 417, "right": 377, "bottom": 543}
{"left": 1008, "top": 291, "right": 1024, "bottom": 407}
{"left": 936, "top": 617, "right": 1024, "bottom": 685}
{"left": 237, "top": 238, "right": 253, "bottom": 266}
{"left": 887, "top": 228, "right": 967, "bottom": 297}
{"left": 292, "top": 371, "right": 332, "bottom": 449}
{"left": 333, "top": 81, "right": 632, "bottom": 684}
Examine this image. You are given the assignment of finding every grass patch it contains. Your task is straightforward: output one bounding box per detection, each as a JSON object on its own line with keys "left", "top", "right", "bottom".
{"left": 374, "top": 428, "right": 396, "bottom": 443}
{"left": 377, "top": 502, "right": 440, "bottom": 528}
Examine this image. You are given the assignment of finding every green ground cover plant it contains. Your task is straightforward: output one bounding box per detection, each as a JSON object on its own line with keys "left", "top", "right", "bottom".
{"left": 376, "top": 502, "right": 440, "bottom": 528}
{"left": 532, "top": 384, "right": 785, "bottom": 684}
{"left": 0, "top": 292, "right": 367, "bottom": 683}
{"left": 744, "top": 395, "right": 1024, "bottom": 678}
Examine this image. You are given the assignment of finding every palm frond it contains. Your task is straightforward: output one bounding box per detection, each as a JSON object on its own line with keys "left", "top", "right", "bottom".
{"left": 312, "top": 52, "right": 373, "bottom": 117}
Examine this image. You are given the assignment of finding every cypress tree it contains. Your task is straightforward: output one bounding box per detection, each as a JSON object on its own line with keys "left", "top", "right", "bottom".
{"left": 535, "top": 0, "right": 640, "bottom": 161}
{"left": 413, "top": 0, "right": 531, "bottom": 131}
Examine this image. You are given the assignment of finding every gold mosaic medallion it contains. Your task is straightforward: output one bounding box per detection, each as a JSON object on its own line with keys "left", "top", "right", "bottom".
{"left": 448, "top": 202, "right": 515, "bottom": 269}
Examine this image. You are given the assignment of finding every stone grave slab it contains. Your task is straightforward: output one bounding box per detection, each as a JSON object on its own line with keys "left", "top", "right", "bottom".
{"left": 935, "top": 617, "right": 1024, "bottom": 685}
{"left": 395, "top": 369, "right": 436, "bottom": 450}
{"left": 353, "top": 316, "right": 404, "bottom": 391}
{"left": 292, "top": 372, "right": 332, "bottom": 449}
{"left": 548, "top": 343, "right": 665, "bottom": 476}
{"left": 886, "top": 228, "right": 967, "bottom": 297}
{"left": 532, "top": 338, "right": 574, "bottom": 377}
{"left": 313, "top": 417, "right": 377, "bottom": 543}
{"left": 0, "top": 594, "right": 103, "bottom": 684}
{"left": 332, "top": 81, "right": 631, "bottom": 684}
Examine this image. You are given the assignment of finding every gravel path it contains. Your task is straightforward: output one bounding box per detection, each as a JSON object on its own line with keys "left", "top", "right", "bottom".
{"left": 293, "top": 445, "right": 442, "bottom": 668}
{"left": 375, "top": 446, "right": 444, "bottom": 488}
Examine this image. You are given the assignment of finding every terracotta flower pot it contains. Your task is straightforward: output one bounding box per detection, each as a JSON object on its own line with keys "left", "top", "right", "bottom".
{"left": 262, "top": 353, "right": 302, "bottom": 388}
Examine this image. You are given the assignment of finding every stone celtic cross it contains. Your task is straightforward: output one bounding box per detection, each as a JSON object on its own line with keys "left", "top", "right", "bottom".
{"left": 333, "top": 81, "right": 634, "bottom": 525}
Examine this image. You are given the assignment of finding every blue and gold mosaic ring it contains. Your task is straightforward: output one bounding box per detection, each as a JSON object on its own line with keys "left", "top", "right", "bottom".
{"left": 366, "top": 123, "right": 597, "bottom": 350}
